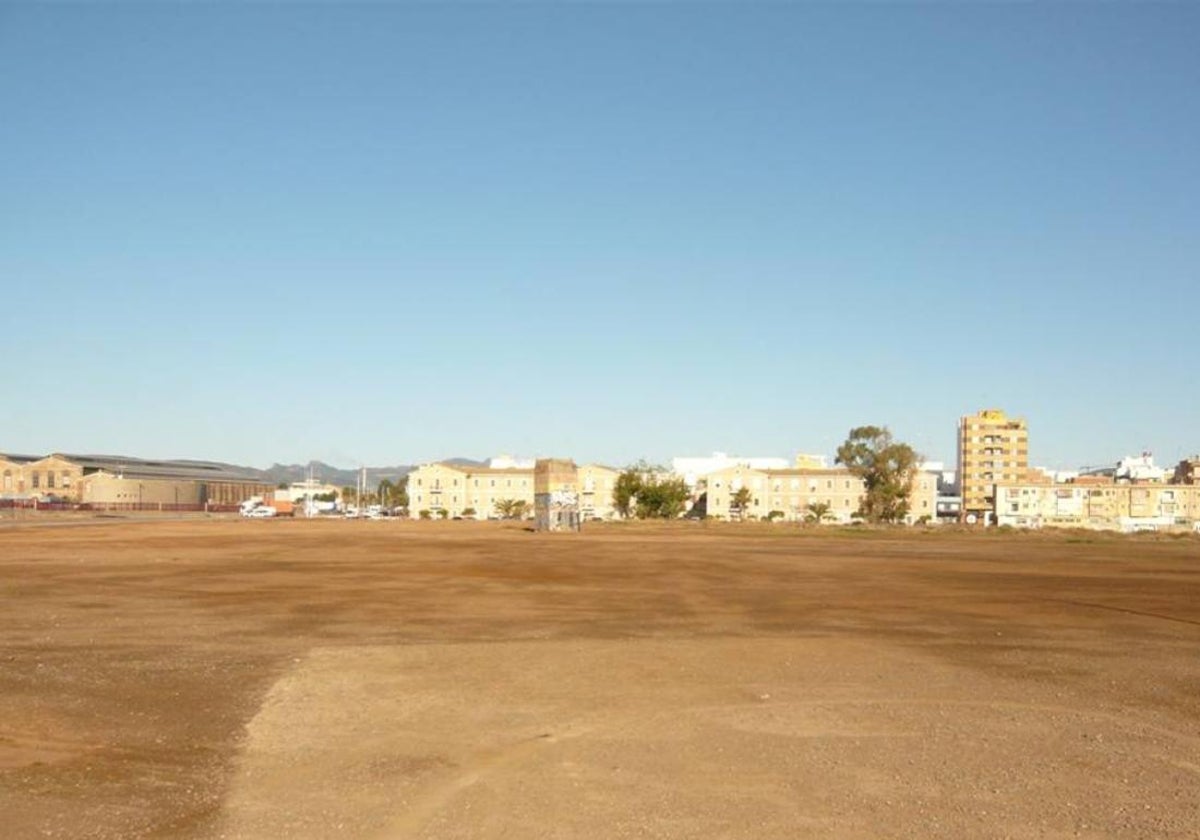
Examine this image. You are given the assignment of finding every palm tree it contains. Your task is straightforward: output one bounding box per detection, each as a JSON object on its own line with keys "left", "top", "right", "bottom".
{"left": 731, "top": 487, "right": 753, "bottom": 521}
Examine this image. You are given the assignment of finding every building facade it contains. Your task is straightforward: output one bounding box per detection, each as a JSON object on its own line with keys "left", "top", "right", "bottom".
{"left": 406, "top": 461, "right": 622, "bottom": 520}
{"left": 577, "top": 463, "right": 620, "bottom": 520}
{"left": 957, "top": 408, "right": 1029, "bottom": 524}
{"left": 0, "top": 454, "right": 83, "bottom": 499}
{"left": 0, "top": 452, "right": 272, "bottom": 508}
{"left": 406, "top": 462, "right": 535, "bottom": 519}
{"left": 702, "top": 465, "right": 937, "bottom": 524}
{"left": 534, "top": 458, "right": 581, "bottom": 532}
{"left": 994, "top": 481, "right": 1200, "bottom": 532}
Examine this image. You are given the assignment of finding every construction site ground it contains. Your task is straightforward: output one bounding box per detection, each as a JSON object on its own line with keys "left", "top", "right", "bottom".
{"left": 2, "top": 518, "right": 1198, "bottom": 839}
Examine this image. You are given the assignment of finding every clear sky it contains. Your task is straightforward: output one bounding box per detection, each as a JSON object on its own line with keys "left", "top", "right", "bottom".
{"left": 1, "top": 2, "right": 1197, "bottom": 470}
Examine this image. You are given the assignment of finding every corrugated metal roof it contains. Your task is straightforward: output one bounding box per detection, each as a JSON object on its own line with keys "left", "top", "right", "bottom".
{"left": 0, "top": 453, "right": 43, "bottom": 464}
{"left": 56, "top": 453, "right": 268, "bottom": 483}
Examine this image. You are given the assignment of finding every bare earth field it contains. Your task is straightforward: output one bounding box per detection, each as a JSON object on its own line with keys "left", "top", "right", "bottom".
{"left": 1, "top": 519, "right": 1198, "bottom": 839}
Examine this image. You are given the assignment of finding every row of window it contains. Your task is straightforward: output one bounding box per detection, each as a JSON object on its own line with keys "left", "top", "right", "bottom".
{"left": 2, "top": 470, "right": 73, "bottom": 490}
{"left": 713, "top": 478, "right": 856, "bottom": 492}
{"left": 416, "top": 477, "right": 530, "bottom": 489}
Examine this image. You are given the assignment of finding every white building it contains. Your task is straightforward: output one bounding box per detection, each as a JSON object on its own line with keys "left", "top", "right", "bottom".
{"left": 274, "top": 480, "right": 341, "bottom": 503}
{"left": 488, "top": 454, "right": 536, "bottom": 470}
{"left": 1115, "top": 452, "right": 1168, "bottom": 483}
{"left": 671, "top": 452, "right": 790, "bottom": 491}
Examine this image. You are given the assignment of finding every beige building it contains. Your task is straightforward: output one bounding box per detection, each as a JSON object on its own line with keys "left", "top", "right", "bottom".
{"left": 407, "top": 462, "right": 535, "bottom": 519}
{"left": 995, "top": 481, "right": 1200, "bottom": 531}
{"left": 703, "top": 465, "right": 936, "bottom": 524}
{"left": 577, "top": 463, "right": 621, "bottom": 520}
{"left": 1, "top": 452, "right": 272, "bottom": 508}
{"left": 407, "top": 461, "right": 622, "bottom": 521}
{"left": 0, "top": 454, "right": 83, "bottom": 499}
{"left": 534, "top": 458, "right": 580, "bottom": 531}
{"left": 958, "top": 408, "right": 1029, "bottom": 523}
{"left": 78, "top": 472, "right": 205, "bottom": 507}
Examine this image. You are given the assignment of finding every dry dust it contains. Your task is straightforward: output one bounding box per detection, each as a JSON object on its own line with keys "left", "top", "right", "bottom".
{"left": 1, "top": 519, "right": 1198, "bottom": 838}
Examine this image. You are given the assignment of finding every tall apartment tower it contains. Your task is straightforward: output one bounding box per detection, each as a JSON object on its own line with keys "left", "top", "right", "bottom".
{"left": 957, "top": 408, "right": 1028, "bottom": 524}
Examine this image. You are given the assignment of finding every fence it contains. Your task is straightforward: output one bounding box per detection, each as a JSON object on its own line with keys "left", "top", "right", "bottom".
{"left": 0, "top": 499, "right": 242, "bottom": 514}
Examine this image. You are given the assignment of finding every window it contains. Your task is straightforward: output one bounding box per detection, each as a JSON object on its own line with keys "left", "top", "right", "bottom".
{"left": 47, "top": 472, "right": 55, "bottom": 489}
{"left": 490, "top": 479, "right": 495, "bottom": 487}
{"left": 62, "top": 473, "right": 71, "bottom": 487}
{"left": 2, "top": 471, "right": 10, "bottom": 491}
{"left": 31, "top": 472, "right": 40, "bottom": 489}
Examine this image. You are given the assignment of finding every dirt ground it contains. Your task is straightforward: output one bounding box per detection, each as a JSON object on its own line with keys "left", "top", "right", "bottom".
{"left": 1, "top": 518, "right": 1198, "bottom": 839}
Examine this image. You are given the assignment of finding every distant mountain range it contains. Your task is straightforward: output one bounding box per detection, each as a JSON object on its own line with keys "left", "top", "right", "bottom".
{"left": 243, "top": 458, "right": 485, "bottom": 488}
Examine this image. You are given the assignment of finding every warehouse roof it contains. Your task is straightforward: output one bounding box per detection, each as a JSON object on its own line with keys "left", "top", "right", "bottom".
{"left": 55, "top": 454, "right": 268, "bottom": 483}
{"left": 0, "top": 453, "right": 43, "bottom": 464}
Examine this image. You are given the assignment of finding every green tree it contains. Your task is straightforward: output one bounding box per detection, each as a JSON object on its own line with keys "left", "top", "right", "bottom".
{"left": 612, "top": 469, "right": 642, "bottom": 519}
{"left": 835, "top": 426, "right": 920, "bottom": 524}
{"left": 634, "top": 475, "right": 691, "bottom": 519}
{"left": 731, "top": 486, "right": 753, "bottom": 521}
{"left": 374, "top": 477, "right": 409, "bottom": 511}
{"left": 806, "top": 501, "right": 832, "bottom": 524}
{"left": 377, "top": 479, "right": 395, "bottom": 508}
{"left": 494, "top": 498, "right": 529, "bottom": 520}
{"left": 612, "top": 461, "right": 688, "bottom": 520}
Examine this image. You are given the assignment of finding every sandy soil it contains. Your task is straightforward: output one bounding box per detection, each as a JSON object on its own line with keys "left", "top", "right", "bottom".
{"left": 1, "top": 519, "right": 1198, "bottom": 839}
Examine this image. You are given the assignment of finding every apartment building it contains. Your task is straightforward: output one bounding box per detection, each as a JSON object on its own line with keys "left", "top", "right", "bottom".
{"left": 406, "top": 462, "right": 534, "bottom": 519}
{"left": 407, "top": 461, "right": 621, "bottom": 520}
{"left": 577, "top": 463, "right": 621, "bottom": 520}
{"left": 994, "top": 481, "right": 1200, "bottom": 531}
{"left": 957, "top": 408, "right": 1029, "bottom": 524}
{"left": 702, "top": 465, "right": 937, "bottom": 524}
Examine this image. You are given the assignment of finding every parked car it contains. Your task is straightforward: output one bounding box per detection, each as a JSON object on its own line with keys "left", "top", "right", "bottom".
{"left": 244, "top": 506, "right": 277, "bottom": 518}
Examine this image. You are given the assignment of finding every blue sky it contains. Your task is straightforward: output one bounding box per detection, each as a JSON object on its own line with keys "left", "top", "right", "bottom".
{"left": 1, "top": 2, "right": 1197, "bottom": 470}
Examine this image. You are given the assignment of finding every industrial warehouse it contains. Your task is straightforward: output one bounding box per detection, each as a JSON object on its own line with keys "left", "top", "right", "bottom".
{"left": 0, "top": 452, "right": 273, "bottom": 511}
